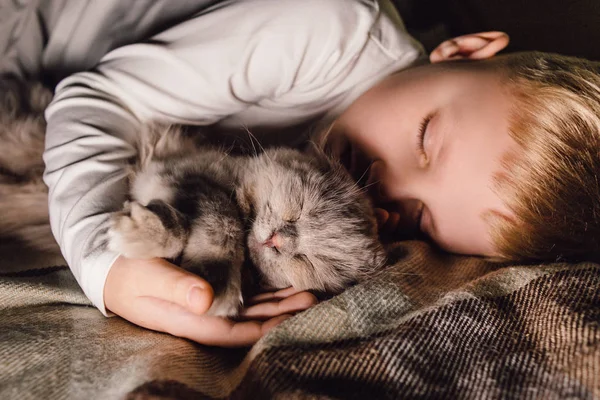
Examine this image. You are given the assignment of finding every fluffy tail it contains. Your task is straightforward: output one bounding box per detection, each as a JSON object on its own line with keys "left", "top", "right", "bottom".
{"left": 0, "top": 77, "right": 50, "bottom": 177}
{"left": 0, "top": 76, "right": 64, "bottom": 266}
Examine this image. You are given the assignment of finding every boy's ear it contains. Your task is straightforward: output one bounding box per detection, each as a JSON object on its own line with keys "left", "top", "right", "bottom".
{"left": 430, "top": 32, "right": 509, "bottom": 63}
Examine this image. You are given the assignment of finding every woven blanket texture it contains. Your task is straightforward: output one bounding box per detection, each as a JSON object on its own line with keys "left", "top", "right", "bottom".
{"left": 1, "top": 240, "right": 598, "bottom": 399}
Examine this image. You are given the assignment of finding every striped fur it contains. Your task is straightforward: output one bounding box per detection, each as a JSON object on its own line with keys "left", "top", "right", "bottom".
{"left": 0, "top": 77, "right": 386, "bottom": 317}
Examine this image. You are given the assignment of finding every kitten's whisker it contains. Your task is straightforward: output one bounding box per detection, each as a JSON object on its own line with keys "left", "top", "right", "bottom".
{"left": 224, "top": 142, "right": 236, "bottom": 156}
{"left": 241, "top": 124, "right": 268, "bottom": 160}
{"left": 217, "top": 144, "right": 235, "bottom": 164}
{"left": 361, "top": 179, "right": 380, "bottom": 191}
{"left": 342, "top": 161, "right": 376, "bottom": 199}
{"left": 311, "top": 121, "right": 335, "bottom": 151}
{"left": 243, "top": 125, "right": 273, "bottom": 162}
{"left": 355, "top": 160, "right": 375, "bottom": 187}
{"left": 243, "top": 125, "right": 258, "bottom": 158}
{"left": 305, "top": 139, "right": 325, "bottom": 156}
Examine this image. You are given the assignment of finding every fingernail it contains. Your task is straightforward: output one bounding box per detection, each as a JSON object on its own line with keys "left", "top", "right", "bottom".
{"left": 187, "top": 286, "right": 204, "bottom": 308}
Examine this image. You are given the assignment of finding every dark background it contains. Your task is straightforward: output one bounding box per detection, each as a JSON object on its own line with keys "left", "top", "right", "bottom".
{"left": 392, "top": 0, "right": 600, "bottom": 60}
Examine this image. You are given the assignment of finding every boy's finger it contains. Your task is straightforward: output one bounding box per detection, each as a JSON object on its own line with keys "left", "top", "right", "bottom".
{"left": 133, "top": 296, "right": 290, "bottom": 347}
{"left": 378, "top": 210, "right": 400, "bottom": 234}
{"left": 385, "top": 211, "right": 401, "bottom": 232}
{"left": 182, "top": 313, "right": 292, "bottom": 347}
{"left": 246, "top": 286, "right": 301, "bottom": 305}
{"left": 374, "top": 208, "right": 389, "bottom": 230}
{"left": 240, "top": 291, "right": 318, "bottom": 320}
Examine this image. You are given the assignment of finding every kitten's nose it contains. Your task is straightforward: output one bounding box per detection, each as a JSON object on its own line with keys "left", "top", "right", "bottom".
{"left": 262, "top": 231, "right": 282, "bottom": 250}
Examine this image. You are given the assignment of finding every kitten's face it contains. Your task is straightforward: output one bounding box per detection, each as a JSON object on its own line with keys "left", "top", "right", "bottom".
{"left": 238, "top": 148, "right": 386, "bottom": 293}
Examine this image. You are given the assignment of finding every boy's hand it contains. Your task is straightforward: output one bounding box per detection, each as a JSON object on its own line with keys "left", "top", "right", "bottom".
{"left": 374, "top": 207, "right": 402, "bottom": 235}
{"left": 104, "top": 256, "right": 317, "bottom": 347}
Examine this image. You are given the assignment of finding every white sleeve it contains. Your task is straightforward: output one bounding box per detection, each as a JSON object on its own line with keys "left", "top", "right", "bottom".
{"left": 43, "top": 0, "right": 387, "bottom": 315}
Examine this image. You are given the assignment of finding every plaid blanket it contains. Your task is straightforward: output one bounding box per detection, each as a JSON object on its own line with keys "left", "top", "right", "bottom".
{"left": 1, "top": 241, "right": 598, "bottom": 399}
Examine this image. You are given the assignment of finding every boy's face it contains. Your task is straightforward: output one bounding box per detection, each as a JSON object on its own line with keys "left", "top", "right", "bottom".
{"left": 331, "top": 61, "right": 518, "bottom": 257}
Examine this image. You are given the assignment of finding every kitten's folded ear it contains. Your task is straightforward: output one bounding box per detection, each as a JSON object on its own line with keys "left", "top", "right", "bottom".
{"left": 302, "top": 140, "right": 342, "bottom": 174}
{"left": 235, "top": 182, "right": 255, "bottom": 217}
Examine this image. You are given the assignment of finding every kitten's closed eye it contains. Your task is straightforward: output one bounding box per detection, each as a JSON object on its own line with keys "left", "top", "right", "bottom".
{"left": 282, "top": 196, "right": 303, "bottom": 223}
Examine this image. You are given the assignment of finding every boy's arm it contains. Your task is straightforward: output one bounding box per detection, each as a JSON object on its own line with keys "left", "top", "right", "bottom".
{"left": 45, "top": 0, "right": 404, "bottom": 316}
{"left": 43, "top": 2, "right": 285, "bottom": 315}
{"left": 0, "top": 0, "right": 215, "bottom": 80}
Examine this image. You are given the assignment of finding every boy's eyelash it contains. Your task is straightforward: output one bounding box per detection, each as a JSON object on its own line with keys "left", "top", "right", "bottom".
{"left": 417, "top": 114, "right": 433, "bottom": 155}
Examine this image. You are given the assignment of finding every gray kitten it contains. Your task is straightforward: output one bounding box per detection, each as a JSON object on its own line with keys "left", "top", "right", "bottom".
{"left": 109, "top": 125, "right": 386, "bottom": 316}
{"left": 0, "top": 77, "right": 386, "bottom": 317}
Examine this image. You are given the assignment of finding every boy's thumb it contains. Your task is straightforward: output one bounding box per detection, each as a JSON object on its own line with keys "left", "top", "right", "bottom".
{"left": 165, "top": 267, "right": 214, "bottom": 314}
{"left": 109, "top": 256, "right": 214, "bottom": 315}
{"left": 184, "top": 283, "right": 214, "bottom": 314}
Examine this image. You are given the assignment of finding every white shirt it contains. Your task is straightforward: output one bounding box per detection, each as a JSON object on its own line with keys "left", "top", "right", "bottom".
{"left": 42, "top": 0, "right": 425, "bottom": 315}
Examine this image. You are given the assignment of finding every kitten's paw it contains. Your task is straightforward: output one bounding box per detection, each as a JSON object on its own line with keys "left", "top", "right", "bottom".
{"left": 206, "top": 287, "right": 244, "bottom": 318}
{"left": 108, "top": 201, "right": 184, "bottom": 259}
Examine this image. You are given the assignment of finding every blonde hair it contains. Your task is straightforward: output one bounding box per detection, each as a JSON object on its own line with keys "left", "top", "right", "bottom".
{"left": 489, "top": 52, "right": 600, "bottom": 262}
{"left": 315, "top": 52, "right": 600, "bottom": 263}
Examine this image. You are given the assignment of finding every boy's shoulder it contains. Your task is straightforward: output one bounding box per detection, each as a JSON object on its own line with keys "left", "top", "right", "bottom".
{"left": 241, "top": 0, "right": 424, "bottom": 83}
{"left": 258, "top": 0, "right": 424, "bottom": 113}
